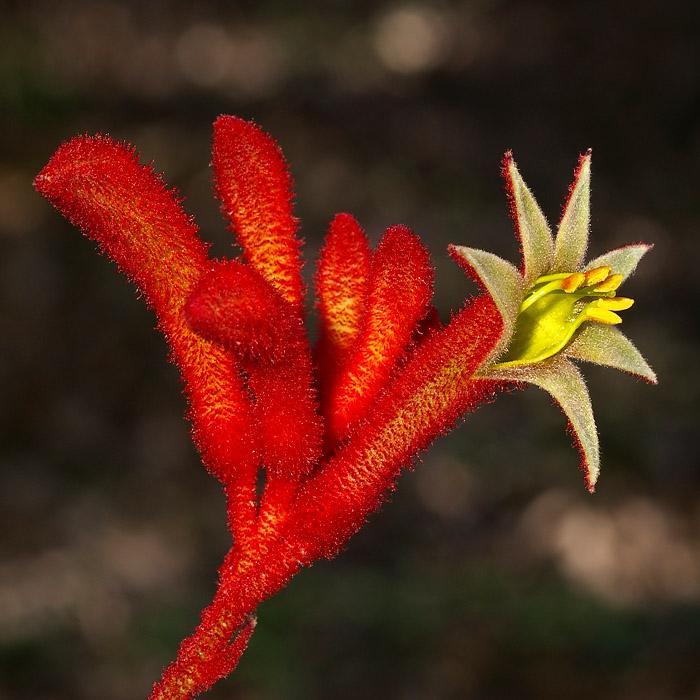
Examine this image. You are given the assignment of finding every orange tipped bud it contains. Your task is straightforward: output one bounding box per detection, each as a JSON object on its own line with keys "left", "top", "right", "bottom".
{"left": 594, "top": 273, "right": 624, "bottom": 293}
{"left": 600, "top": 296, "right": 634, "bottom": 311}
{"left": 213, "top": 116, "right": 305, "bottom": 315}
{"left": 585, "top": 305, "right": 623, "bottom": 325}
{"left": 584, "top": 266, "right": 611, "bottom": 286}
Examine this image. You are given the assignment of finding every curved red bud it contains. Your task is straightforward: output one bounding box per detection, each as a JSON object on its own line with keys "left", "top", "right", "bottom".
{"left": 34, "top": 135, "right": 256, "bottom": 483}
{"left": 213, "top": 116, "right": 305, "bottom": 315}
{"left": 186, "top": 259, "right": 288, "bottom": 363}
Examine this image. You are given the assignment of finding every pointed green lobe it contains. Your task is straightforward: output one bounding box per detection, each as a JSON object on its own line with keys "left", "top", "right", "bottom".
{"left": 490, "top": 357, "right": 600, "bottom": 491}
{"left": 584, "top": 243, "right": 652, "bottom": 282}
{"left": 504, "top": 154, "right": 554, "bottom": 285}
{"left": 565, "top": 324, "right": 657, "bottom": 383}
{"left": 553, "top": 152, "right": 591, "bottom": 272}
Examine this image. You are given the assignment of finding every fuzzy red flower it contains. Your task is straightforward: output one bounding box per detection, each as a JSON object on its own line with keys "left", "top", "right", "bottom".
{"left": 34, "top": 117, "right": 653, "bottom": 699}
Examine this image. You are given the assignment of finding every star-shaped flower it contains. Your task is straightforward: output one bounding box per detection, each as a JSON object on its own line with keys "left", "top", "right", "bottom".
{"left": 450, "top": 151, "right": 657, "bottom": 492}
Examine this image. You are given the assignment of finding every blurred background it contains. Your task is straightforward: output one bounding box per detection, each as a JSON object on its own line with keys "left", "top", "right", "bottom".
{"left": 1, "top": 1, "right": 698, "bottom": 698}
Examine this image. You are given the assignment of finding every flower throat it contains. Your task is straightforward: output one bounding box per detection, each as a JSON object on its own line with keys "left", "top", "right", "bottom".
{"left": 493, "top": 266, "right": 634, "bottom": 369}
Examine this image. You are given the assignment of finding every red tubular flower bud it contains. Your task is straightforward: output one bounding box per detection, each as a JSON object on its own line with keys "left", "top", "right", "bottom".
{"left": 327, "top": 225, "right": 433, "bottom": 444}
{"left": 186, "top": 260, "right": 323, "bottom": 479}
{"left": 33, "top": 136, "right": 255, "bottom": 483}
{"left": 185, "top": 259, "right": 287, "bottom": 363}
{"left": 213, "top": 115, "right": 305, "bottom": 316}
{"left": 316, "top": 213, "right": 371, "bottom": 394}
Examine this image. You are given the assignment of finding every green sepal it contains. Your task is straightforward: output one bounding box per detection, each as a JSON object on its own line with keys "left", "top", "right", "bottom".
{"left": 565, "top": 324, "right": 657, "bottom": 383}
{"left": 449, "top": 245, "right": 524, "bottom": 368}
{"left": 584, "top": 243, "right": 652, "bottom": 282}
{"left": 504, "top": 154, "right": 554, "bottom": 285}
{"left": 553, "top": 152, "right": 591, "bottom": 272}
{"left": 489, "top": 357, "right": 600, "bottom": 491}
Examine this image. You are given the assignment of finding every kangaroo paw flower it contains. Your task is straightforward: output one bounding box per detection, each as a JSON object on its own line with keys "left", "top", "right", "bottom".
{"left": 35, "top": 120, "right": 657, "bottom": 699}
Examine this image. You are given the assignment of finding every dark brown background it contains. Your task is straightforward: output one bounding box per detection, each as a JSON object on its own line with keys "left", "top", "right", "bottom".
{"left": 1, "top": 1, "right": 698, "bottom": 698}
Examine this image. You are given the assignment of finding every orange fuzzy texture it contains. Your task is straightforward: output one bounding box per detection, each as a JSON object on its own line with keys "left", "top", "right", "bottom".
{"left": 186, "top": 260, "right": 323, "bottom": 479}
{"left": 37, "top": 119, "right": 513, "bottom": 700}
{"left": 290, "top": 295, "right": 502, "bottom": 559}
{"left": 316, "top": 213, "right": 371, "bottom": 389}
{"left": 33, "top": 136, "right": 255, "bottom": 484}
{"left": 213, "top": 115, "right": 305, "bottom": 315}
{"left": 327, "top": 225, "right": 433, "bottom": 443}
{"left": 151, "top": 297, "right": 503, "bottom": 700}
{"left": 150, "top": 606, "right": 256, "bottom": 699}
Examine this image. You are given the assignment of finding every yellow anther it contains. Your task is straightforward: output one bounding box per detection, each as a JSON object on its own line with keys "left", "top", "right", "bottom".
{"left": 594, "top": 273, "right": 623, "bottom": 293}
{"left": 599, "top": 296, "right": 634, "bottom": 311}
{"left": 562, "top": 272, "right": 586, "bottom": 292}
{"left": 584, "top": 266, "right": 611, "bottom": 286}
{"left": 585, "top": 304, "right": 623, "bottom": 325}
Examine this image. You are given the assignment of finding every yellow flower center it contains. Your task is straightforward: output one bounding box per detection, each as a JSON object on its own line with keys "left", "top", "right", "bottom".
{"left": 493, "top": 266, "right": 634, "bottom": 369}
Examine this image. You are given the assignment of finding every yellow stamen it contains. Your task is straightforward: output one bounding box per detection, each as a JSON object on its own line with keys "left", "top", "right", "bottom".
{"left": 584, "top": 266, "right": 611, "bottom": 286}
{"left": 584, "top": 304, "right": 623, "bottom": 325}
{"left": 594, "top": 273, "right": 623, "bottom": 293}
{"left": 599, "top": 296, "right": 634, "bottom": 311}
{"left": 562, "top": 272, "right": 586, "bottom": 292}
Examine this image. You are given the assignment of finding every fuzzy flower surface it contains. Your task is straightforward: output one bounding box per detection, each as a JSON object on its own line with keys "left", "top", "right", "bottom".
{"left": 450, "top": 151, "right": 657, "bottom": 491}
{"left": 33, "top": 117, "right": 656, "bottom": 699}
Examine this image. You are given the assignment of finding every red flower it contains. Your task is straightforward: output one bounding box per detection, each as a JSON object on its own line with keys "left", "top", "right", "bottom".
{"left": 34, "top": 117, "right": 652, "bottom": 698}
